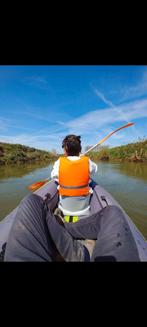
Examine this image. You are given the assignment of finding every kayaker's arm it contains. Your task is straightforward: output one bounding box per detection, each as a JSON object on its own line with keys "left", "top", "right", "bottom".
{"left": 50, "top": 158, "right": 60, "bottom": 180}
{"left": 89, "top": 159, "right": 98, "bottom": 175}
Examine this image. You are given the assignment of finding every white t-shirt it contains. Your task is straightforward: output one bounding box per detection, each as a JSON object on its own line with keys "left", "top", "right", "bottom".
{"left": 51, "top": 156, "right": 97, "bottom": 180}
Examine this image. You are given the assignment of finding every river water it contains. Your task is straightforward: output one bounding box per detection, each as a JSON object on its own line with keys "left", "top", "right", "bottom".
{"left": 0, "top": 161, "right": 147, "bottom": 239}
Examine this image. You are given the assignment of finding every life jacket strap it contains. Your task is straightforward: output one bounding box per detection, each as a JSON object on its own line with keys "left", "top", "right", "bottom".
{"left": 60, "top": 184, "right": 89, "bottom": 189}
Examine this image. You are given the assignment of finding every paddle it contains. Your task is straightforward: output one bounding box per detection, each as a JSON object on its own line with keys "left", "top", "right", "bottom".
{"left": 83, "top": 122, "right": 134, "bottom": 154}
{"left": 28, "top": 122, "right": 134, "bottom": 191}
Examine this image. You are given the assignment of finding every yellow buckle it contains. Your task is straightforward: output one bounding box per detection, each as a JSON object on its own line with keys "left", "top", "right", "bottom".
{"left": 64, "top": 215, "right": 79, "bottom": 223}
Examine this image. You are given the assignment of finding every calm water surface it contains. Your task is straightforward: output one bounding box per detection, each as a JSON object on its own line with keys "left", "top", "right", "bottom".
{"left": 0, "top": 161, "right": 147, "bottom": 239}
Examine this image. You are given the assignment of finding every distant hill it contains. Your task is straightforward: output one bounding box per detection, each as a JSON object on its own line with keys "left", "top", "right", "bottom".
{"left": 0, "top": 142, "right": 59, "bottom": 165}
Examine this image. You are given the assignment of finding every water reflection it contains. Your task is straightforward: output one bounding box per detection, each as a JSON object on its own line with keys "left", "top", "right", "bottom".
{"left": 111, "top": 162, "right": 147, "bottom": 182}
{"left": 0, "top": 161, "right": 54, "bottom": 180}
{"left": 0, "top": 162, "right": 54, "bottom": 221}
{"left": 93, "top": 162, "right": 147, "bottom": 239}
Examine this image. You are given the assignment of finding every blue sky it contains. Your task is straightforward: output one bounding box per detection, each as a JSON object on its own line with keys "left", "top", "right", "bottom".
{"left": 0, "top": 65, "right": 147, "bottom": 153}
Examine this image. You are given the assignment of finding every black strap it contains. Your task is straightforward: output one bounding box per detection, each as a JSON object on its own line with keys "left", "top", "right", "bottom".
{"left": 69, "top": 216, "right": 73, "bottom": 222}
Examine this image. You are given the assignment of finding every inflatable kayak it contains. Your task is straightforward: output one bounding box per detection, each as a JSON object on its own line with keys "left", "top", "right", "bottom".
{"left": 0, "top": 180, "right": 147, "bottom": 261}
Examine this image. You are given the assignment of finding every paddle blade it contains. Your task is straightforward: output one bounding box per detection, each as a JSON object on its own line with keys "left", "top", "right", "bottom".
{"left": 111, "top": 122, "right": 135, "bottom": 135}
{"left": 28, "top": 180, "right": 47, "bottom": 191}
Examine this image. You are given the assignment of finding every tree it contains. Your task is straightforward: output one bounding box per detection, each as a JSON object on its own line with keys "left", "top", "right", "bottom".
{"left": 51, "top": 149, "right": 57, "bottom": 155}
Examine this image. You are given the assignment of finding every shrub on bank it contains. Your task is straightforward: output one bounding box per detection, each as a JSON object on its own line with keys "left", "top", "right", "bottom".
{"left": 0, "top": 142, "right": 59, "bottom": 165}
{"left": 89, "top": 140, "right": 147, "bottom": 162}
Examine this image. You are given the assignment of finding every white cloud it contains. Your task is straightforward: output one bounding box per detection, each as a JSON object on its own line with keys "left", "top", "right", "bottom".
{"left": 25, "top": 75, "right": 50, "bottom": 90}
{"left": 92, "top": 69, "right": 147, "bottom": 104}
{"left": 64, "top": 98, "right": 147, "bottom": 132}
{"left": 93, "top": 88, "right": 131, "bottom": 123}
{"left": 1, "top": 97, "right": 147, "bottom": 152}
{"left": 58, "top": 97, "right": 147, "bottom": 148}
{"left": 94, "top": 89, "right": 114, "bottom": 108}
{"left": 118, "top": 69, "right": 147, "bottom": 101}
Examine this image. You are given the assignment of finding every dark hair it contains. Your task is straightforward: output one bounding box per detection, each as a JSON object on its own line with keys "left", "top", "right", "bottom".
{"left": 62, "top": 135, "right": 82, "bottom": 156}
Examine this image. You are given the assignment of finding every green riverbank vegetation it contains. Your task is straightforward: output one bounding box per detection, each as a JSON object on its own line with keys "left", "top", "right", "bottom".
{"left": 0, "top": 142, "right": 58, "bottom": 165}
{"left": 1, "top": 139, "right": 147, "bottom": 166}
{"left": 86, "top": 139, "right": 147, "bottom": 162}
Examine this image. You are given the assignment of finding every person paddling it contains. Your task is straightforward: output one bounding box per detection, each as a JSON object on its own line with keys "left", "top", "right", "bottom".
{"left": 51, "top": 135, "right": 97, "bottom": 216}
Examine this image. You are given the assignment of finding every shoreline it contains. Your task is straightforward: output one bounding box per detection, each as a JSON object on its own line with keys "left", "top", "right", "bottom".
{"left": 0, "top": 157, "right": 147, "bottom": 166}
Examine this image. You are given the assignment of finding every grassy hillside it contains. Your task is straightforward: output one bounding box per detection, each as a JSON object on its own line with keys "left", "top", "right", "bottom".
{"left": 0, "top": 142, "right": 58, "bottom": 165}
{"left": 88, "top": 139, "right": 147, "bottom": 162}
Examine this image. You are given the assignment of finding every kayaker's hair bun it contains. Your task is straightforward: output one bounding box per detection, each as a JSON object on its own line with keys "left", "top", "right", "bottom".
{"left": 62, "top": 134, "right": 82, "bottom": 155}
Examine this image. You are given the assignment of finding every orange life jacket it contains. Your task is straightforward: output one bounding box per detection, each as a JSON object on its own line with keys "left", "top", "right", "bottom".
{"left": 59, "top": 156, "right": 90, "bottom": 196}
